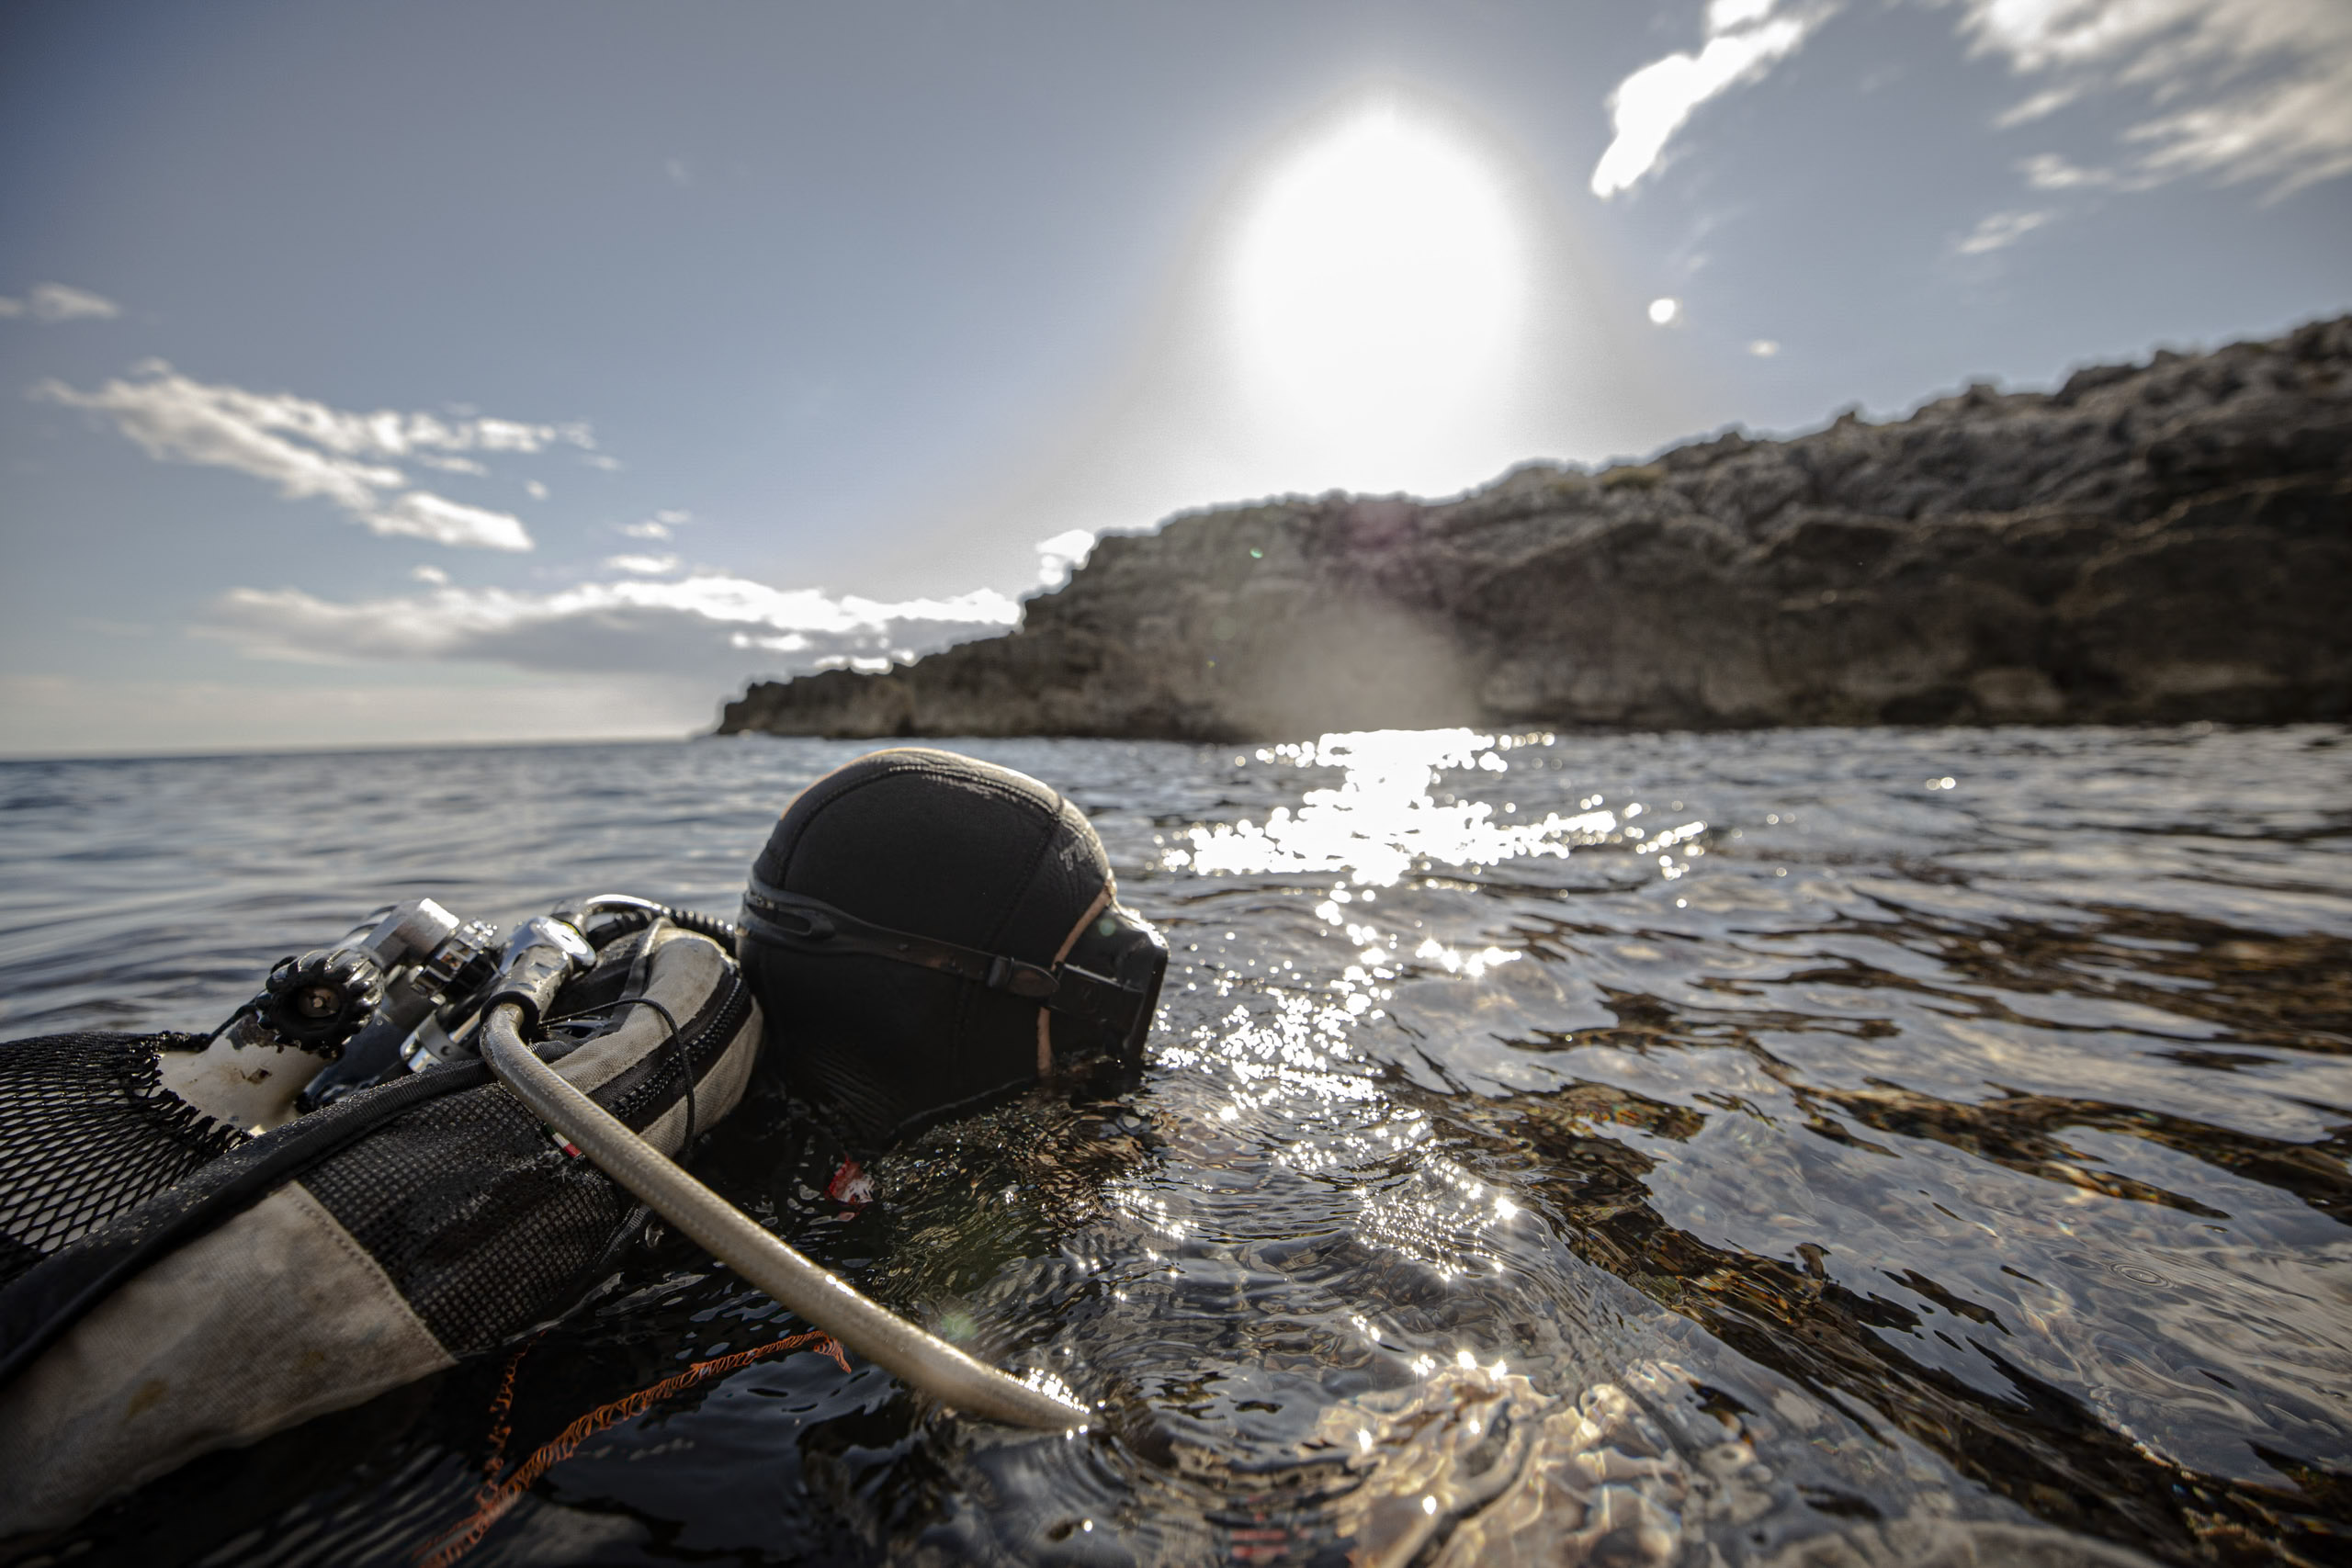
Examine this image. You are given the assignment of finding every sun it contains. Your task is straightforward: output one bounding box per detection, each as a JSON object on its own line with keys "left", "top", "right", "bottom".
{"left": 1224, "top": 101, "right": 1530, "bottom": 493}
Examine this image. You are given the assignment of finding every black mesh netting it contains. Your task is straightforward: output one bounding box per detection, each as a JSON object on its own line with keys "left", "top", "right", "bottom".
{"left": 1, "top": 934, "right": 754, "bottom": 1373}
{"left": 299, "top": 1083, "right": 628, "bottom": 1356}
{"left": 0, "top": 1032, "right": 249, "bottom": 1288}
{"left": 298, "top": 961, "right": 752, "bottom": 1356}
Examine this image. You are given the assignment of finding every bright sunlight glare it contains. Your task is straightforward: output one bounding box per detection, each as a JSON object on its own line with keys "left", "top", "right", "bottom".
{"left": 1226, "top": 103, "right": 1529, "bottom": 493}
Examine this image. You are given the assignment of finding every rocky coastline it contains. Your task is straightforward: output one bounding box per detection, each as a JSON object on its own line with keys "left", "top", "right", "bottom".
{"left": 718, "top": 318, "right": 2350, "bottom": 741}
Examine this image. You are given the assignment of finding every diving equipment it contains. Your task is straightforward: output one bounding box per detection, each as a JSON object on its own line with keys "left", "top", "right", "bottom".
{"left": 289, "top": 900, "right": 500, "bottom": 1111}
{"left": 737, "top": 747, "right": 1169, "bottom": 1142}
{"left": 481, "top": 1001, "right": 1085, "bottom": 1430}
{"left": 150, "top": 897, "right": 503, "bottom": 1133}
{"left": 0, "top": 904, "right": 763, "bottom": 1536}
{"left": 741, "top": 884, "right": 1166, "bottom": 1066}
{"left": 0, "top": 749, "right": 1151, "bottom": 1534}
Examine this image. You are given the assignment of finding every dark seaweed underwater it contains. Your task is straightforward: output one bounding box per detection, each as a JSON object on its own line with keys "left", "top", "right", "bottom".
{"left": 0, "top": 724, "right": 2346, "bottom": 1567}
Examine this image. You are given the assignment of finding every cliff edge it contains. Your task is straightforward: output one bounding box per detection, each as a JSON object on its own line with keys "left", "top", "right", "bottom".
{"left": 719, "top": 318, "right": 2351, "bottom": 741}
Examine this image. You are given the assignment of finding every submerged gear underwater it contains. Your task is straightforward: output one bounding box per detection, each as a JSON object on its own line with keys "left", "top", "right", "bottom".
{"left": 0, "top": 748, "right": 1165, "bottom": 1540}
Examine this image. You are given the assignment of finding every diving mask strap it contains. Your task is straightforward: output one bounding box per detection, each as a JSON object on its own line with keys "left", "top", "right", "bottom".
{"left": 740, "top": 878, "right": 1145, "bottom": 1034}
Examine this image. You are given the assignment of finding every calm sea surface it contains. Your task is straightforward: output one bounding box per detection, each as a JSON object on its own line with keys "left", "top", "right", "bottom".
{"left": 2, "top": 727, "right": 2347, "bottom": 1567}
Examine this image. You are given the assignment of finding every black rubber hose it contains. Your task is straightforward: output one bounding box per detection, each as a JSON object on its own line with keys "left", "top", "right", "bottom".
{"left": 572, "top": 894, "right": 739, "bottom": 946}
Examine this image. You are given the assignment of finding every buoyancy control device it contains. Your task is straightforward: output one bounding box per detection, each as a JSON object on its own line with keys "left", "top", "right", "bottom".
{"left": 0, "top": 897, "right": 764, "bottom": 1536}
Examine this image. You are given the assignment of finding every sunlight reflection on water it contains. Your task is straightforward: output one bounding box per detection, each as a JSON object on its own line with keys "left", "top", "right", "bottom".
{"left": 1169, "top": 729, "right": 1655, "bottom": 886}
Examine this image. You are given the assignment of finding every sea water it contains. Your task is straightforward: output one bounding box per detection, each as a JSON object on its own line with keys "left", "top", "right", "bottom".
{"left": 1, "top": 726, "right": 2346, "bottom": 1566}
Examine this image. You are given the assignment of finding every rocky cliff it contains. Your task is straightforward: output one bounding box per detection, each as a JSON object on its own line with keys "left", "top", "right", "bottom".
{"left": 719, "top": 318, "right": 2351, "bottom": 740}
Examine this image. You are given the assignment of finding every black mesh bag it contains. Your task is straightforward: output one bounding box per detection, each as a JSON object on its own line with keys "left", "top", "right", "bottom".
{"left": 0, "top": 917, "right": 763, "bottom": 1540}
{"left": 0, "top": 1032, "right": 248, "bottom": 1289}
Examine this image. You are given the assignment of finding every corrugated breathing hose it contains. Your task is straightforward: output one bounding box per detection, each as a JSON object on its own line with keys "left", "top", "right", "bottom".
{"left": 570, "top": 893, "right": 741, "bottom": 945}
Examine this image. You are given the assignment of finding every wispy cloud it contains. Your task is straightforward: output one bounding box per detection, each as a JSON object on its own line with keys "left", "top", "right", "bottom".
{"left": 201, "top": 571, "right": 1022, "bottom": 680}
{"left": 34, "top": 364, "right": 594, "bottom": 551}
{"left": 1956, "top": 207, "right": 2054, "bottom": 253}
{"left": 2018, "top": 152, "right": 2128, "bottom": 189}
{"left": 605, "top": 552, "right": 681, "bottom": 576}
{"left": 1958, "top": 0, "right": 2352, "bottom": 196}
{"left": 369, "top": 491, "right": 534, "bottom": 550}
{"left": 0, "top": 282, "right": 122, "bottom": 321}
{"left": 1591, "top": 0, "right": 2349, "bottom": 206}
{"left": 1591, "top": 0, "right": 1828, "bottom": 197}
{"left": 618, "top": 508, "right": 689, "bottom": 541}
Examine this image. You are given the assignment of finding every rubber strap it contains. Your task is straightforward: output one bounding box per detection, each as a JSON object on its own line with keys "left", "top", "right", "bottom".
{"left": 740, "top": 880, "right": 1146, "bottom": 1032}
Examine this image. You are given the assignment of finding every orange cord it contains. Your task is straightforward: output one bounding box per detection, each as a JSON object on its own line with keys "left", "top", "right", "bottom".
{"left": 417, "top": 1330, "right": 850, "bottom": 1568}
{"left": 477, "top": 1332, "right": 541, "bottom": 1487}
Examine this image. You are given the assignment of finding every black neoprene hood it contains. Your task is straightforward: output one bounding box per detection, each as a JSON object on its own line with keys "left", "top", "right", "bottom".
{"left": 738, "top": 748, "right": 1163, "bottom": 1143}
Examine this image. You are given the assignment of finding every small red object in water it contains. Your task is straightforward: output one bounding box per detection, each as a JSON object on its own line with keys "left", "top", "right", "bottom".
{"left": 826, "top": 1159, "right": 874, "bottom": 1205}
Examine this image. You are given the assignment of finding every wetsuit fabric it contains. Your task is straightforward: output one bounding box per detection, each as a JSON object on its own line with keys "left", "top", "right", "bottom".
{"left": 740, "top": 747, "right": 1118, "bottom": 1143}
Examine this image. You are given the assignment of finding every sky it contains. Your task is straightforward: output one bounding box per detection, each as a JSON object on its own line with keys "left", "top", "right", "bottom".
{"left": 2, "top": 0, "right": 2346, "bottom": 757}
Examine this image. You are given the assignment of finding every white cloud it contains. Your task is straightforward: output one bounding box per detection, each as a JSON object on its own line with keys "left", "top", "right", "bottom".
{"left": 1956, "top": 0, "right": 2352, "bottom": 196}
{"left": 201, "top": 571, "right": 1023, "bottom": 682}
{"left": 605, "top": 552, "right": 681, "bottom": 575}
{"left": 33, "top": 364, "right": 591, "bottom": 551}
{"left": 1589, "top": 0, "right": 2350, "bottom": 210}
{"left": 1648, "top": 297, "right": 1682, "bottom": 325}
{"left": 526, "top": 479, "right": 549, "bottom": 501}
{"left": 0, "top": 282, "right": 122, "bottom": 321}
{"left": 1034, "top": 528, "right": 1097, "bottom": 588}
{"left": 2018, "top": 152, "right": 2123, "bottom": 189}
{"left": 1956, "top": 208, "right": 2054, "bottom": 253}
{"left": 618, "top": 509, "right": 688, "bottom": 541}
{"left": 2128, "top": 68, "right": 2352, "bottom": 192}
{"left": 1748, "top": 338, "right": 1781, "bottom": 356}
{"left": 411, "top": 564, "right": 450, "bottom": 585}
{"left": 370, "top": 491, "right": 533, "bottom": 550}
{"left": 1995, "top": 85, "right": 2084, "bottom": 128}
{"left": 1591, "top": 4, "right": 1825, "bottom": 197}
